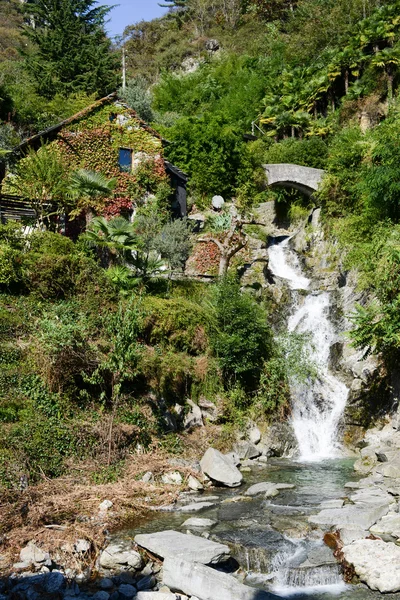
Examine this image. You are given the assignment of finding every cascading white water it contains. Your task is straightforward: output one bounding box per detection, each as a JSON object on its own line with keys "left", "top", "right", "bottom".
{"left": 268, "top": 237, "right": 348, "bottom": 461}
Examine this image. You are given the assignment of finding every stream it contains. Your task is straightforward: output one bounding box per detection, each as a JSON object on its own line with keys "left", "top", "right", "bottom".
{"left": 124, "top": 236, "right": 399, "bottom": 598}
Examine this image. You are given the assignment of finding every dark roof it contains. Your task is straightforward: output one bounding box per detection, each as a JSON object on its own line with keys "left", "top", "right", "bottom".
{"left": 11, "top": 92, "right": 165, "bottom": 158}
{"left": 164, "top": 161, "right": 188, "bottom": 182}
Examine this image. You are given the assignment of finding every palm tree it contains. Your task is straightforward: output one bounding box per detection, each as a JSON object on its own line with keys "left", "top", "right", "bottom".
{"left": 370, "top": 45, "right": 400, "bottom": 101}
{"left": 68, "top": 169, "right": 117, "bottom": 223}
{"left": 84, "top": 215, "right": 137, "bottom": 265}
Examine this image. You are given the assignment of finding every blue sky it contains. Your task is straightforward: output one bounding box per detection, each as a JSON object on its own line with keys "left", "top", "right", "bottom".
{"left": 104, "top": 0, "right": 167, "bottom": 37}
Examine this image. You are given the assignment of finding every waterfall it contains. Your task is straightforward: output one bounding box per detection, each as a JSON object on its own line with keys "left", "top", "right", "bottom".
{"left": 268, "top": 238, "right": 348, "bottom": 461}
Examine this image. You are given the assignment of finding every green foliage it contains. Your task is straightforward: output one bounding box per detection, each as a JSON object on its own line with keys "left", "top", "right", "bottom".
{"left": 143, "top": 296, "right": 209, "bottom": 354}
{"left": 119, "top": 77, "right": 154, "bottom": 122}
{"left": 0, "top": 244, "right": 25, "bottom": 291}
{"left": 263, "top": 137, "right": 329, "bottom": 169}
{"left": 153, "top": 218, "right": 193, "bottom": 271}
{"left": 209, "top": 275, "right": 272, "bottom": 389}
{"left": 6, "top": 144, "right": 70, "bottom": 223}
{"left": 22, "top": 0, "right": 118, "bottom": 99}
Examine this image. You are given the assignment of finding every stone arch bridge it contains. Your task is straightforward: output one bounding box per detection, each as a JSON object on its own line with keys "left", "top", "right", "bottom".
{"left": 264, "top": 163, "right": 326, "bottom": 196}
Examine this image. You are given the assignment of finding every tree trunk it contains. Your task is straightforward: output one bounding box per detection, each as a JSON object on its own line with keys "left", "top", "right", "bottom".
{"left": 387, "top": 69, "right": 394, "bottom": 101}
{"left": 291, "top": 126, "right": 295, "bottom": 138}
{"left": 219, "top": 254, "right": 230, "bottom": 277}
{"left": 344, "top": 69, "right": 349, "bottom": 94}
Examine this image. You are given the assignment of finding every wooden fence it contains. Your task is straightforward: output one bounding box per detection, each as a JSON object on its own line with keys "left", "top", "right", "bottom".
{"left": 0, "top": 194, "right": 37, "bottom": 223}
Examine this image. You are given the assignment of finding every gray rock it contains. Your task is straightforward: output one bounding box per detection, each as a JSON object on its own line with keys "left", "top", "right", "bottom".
{"left": 99, "top": 500, "right": 113, "bottom": 512}
{"left": 275, "top": 483, "right": 295, "bottom": 490}
{"left": 118, "top": 583, "right": 137, "bottom": 598}
{"left": 381, "top": 463, "right": 400, "bottom": 478}
{"left": 200, "top": 448, "right": 243, "bottom": 488}
{"left": 178, "top": 501, "right": 216, "bottom": 513}
{"left": 184, "top": 400, "right": 203, "bottom": 430}
{"left": 136, "top": 575, "right": 156, "bottom": 591}
{"left": 20, "top": 541, "right": 50, "bottom": 565}
{"left": 182, "top": 518, "right": 217, "bottom": 529}
{"left": 244, "top": 482, "right": 279, "bottom": 497}
{"left": 370, "top": 513, "right": 400, "bottom": 537}
{"left": 248, "top": 427, "right": 261, "bottom": 445}
{"left": 319, "top": 499, "right": 344, "bottom": 509}
{"left": 205, "top": 39, "right": 220, "bottom": 53}
{"left": 93, "top": 592, "right": 110, "bottom": 600}
{"left": 134, "top": 530, "right": 230, "bottom": 565}
{"left": 376, "top": 452, "right": 388, "bottom": 462}
{"left": 187, "top": 475, "right": 203, "bottom": 491}
{"left": 161, "top": 471, "right": 183, "bottom": 485}
{"left": 142, "top": 471, "right": 154, "bottom": 483}
{"left": 309, "top": 504, "right": 390, "bottom": 529}
{"left": 99, "top": 542, "right": 143, "bottom": 571}
{"left": 343, "top": 538, "right": 400, "bottom": 592}
{"left": 225, "top": 452, "right": 240, "bottom": 466}
{"left": 261, "top": 423, "right": 298, "bottom": 457}
{"left": 44, "top": 571, "right": 65, "bottom": 594}
{"left": 211, "top": 195, "right": 224, "bottom": 210}
{"left": 198, "top": 397, "right": 219, "bottom": 422}
{"left": 234, "top": 441, "right": 261, "bottom": 461}
{"left": 99, "top": 578, "right": 114, "bottom": 590}
{"left": 339, "top": 526, "right": 368, "bottom": 545}
{"left": 74, "top": 539, "right": 91, "bottom": 553}
{"left": 163, "top": 557, "right": 276, "bottom": 600}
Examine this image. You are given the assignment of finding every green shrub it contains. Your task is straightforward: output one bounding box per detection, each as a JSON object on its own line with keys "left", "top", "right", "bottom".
{"left": 144, "top": 296, "right": 210, "bottom": 354}
{"left": 0, "top": 244, "right": 25, "bottom": 291}
{"left": 209, "top": 275, "right": 272, "bottom": 390}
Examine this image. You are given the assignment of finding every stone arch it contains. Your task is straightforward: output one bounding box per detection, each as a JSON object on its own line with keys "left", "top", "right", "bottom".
{"left": 264, "top": 163, "right": 326, "bottom": 197}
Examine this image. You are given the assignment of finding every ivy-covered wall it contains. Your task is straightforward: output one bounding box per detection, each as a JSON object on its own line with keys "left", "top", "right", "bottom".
{"left": 56, "top": 101, "right": 169, "bottom": 216}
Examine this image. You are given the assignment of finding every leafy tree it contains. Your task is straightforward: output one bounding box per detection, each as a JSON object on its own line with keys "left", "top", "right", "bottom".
{"left": 7, "top": 144, "right": 70, "bottom": 225}
{"left": 22, "top": 0, "right": 118, "bottom": 98}
{"left": 209, "top": 275, "right": 271, "bottom": 389}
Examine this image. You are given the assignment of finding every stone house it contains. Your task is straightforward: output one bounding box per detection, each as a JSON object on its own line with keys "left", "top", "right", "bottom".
{"left": 0, "top": 92, "right": 187, "bottom": 226}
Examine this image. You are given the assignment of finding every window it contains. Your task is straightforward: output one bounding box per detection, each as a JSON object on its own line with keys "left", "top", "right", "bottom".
{"left": 119, "top": 148, "right": 132, "bottom": 172}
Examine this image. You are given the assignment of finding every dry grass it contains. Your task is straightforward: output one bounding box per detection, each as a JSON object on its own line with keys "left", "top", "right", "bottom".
{"left": 0, "top": 425, "right": 223, "bottom": 575}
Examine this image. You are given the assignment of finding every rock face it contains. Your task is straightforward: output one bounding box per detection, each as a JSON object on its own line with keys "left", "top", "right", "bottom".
{"left": 260, "top": 423, "right": 298, "bottom": 457}
{"left": 163, "top": 557, "right": 276, "bottom": 600}
{"left": 343, "top": 539, "right": 400, "bottom": 593}
{"left": 200, "top": 448, "right": 243, "bottom": 488}
{"left": 134, "top": 530, "right": 230, "bottom": 565}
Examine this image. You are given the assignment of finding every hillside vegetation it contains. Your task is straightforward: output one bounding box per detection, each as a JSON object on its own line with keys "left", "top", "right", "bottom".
{"left": 0, "top": 0, "right": 399, "bottom": 497}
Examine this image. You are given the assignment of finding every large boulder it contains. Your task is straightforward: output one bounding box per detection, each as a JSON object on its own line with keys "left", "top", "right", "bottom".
{"left": 200, "top": 448, "right": 243, "bottom": 488}
{"left": 343, "top": 539, "right": 400, "bottom": 593}
{"left": 134, "top": 530, "right": 229, "bottom": 565}
{"left": 163, "top": 557, "right": 277, "bottom": 600}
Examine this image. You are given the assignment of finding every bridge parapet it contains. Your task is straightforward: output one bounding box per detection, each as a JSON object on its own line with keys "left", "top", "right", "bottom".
{"left": 263, "top": 163, "right": 326, "bottom": 196}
